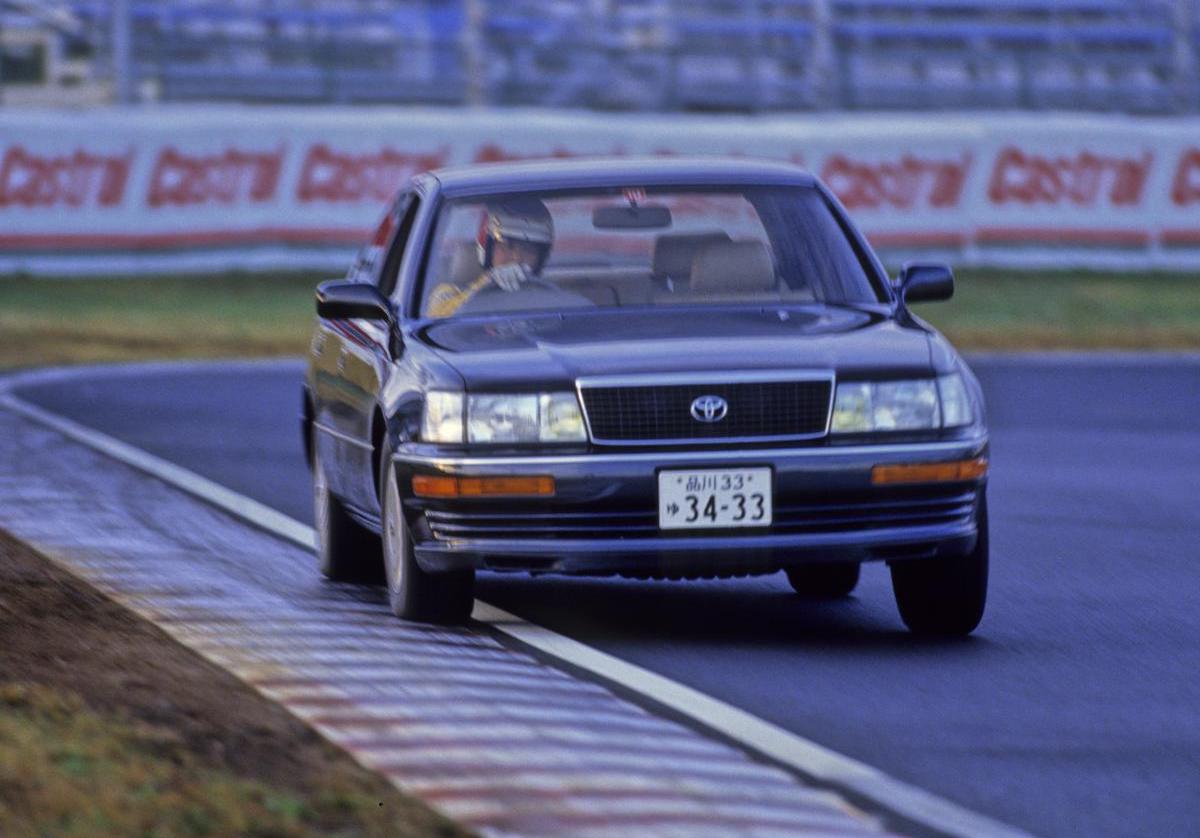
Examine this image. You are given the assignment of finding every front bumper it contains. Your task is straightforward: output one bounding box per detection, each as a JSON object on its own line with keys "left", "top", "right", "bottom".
{"left": 392, "top": 436, "right": 987, "bottom": 577}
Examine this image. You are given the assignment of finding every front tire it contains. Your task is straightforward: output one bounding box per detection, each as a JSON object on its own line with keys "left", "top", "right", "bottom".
{"left": 891, "top": 491, "right": 989, "bottom": 636}
{"left": 313, "top": 444, "right": 382, "bottom": 582}
{"left": 785, "top": 562, "right": 860, "bottom": 598}
{"left": 381, "top": 460, "right": 474, "bottom": 624}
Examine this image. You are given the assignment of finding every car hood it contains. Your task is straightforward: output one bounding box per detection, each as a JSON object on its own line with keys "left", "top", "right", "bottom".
{"left": 418, "top": 306, "right": 934, "bottom": 388}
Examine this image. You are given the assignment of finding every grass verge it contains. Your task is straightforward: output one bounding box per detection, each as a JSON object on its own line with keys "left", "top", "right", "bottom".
{"left": 0, "top": 272, "right": 325, "bottom": 369}
{"left": 0, "top": 684, "right": 450, "bottom": 838}
{"left": 0, "top": 530, "right": 471, "bottom": 838}
{"left": 1, "top": 269, "right": 1197, "bottom": 369}
{"left": 917, "top": 269, "right": 1200, "bottom": 350}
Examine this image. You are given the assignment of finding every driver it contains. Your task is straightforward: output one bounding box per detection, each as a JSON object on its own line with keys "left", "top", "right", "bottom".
{"left": 426, "top": 198, "right": 554, "bottom": 317}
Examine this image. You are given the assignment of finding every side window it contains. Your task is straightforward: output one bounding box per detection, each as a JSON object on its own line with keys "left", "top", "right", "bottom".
{"left": 377, "top": 195, "right": 421, "bottom": 297}
{"left": 345, "top": 199, "right": 404, "bottom": 285}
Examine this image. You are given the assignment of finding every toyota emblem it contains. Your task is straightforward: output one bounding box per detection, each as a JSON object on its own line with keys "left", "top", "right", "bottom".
{"left": 690, "top": 395, "right": 728, "bottom": 423}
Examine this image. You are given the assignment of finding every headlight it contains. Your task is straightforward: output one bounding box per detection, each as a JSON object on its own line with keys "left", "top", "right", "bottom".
{"left": 467, "top": 394, "right": 539, "bottom": 442}
{"left": 421, "top": 391, "right": 464, "bottom": 443}
{"left": 539, "top": 392, "right": 587, "bottom": 441}
{"left": 467, "top": 393, "right": 587, "bottom": 443}
{"left": 420, "top": 391, "right": 586, "bottom": 444}
{"left": 832, "top": 375, "right": 972, "bottom": 433}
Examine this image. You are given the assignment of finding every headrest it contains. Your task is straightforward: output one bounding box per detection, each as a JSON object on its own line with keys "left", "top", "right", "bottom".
{"left": 689, "top": 240, "right": 775, "bottom": 294}
{"left": 651, "top": 231, "right": 731, "bottom": 279}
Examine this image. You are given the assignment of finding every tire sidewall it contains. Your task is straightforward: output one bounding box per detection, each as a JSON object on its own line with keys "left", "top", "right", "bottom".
{"left": 379, "top": 442, "right": 475, "bottom": 623}
{"left": 313, "top": 444, "right": 336, "bottom": 577}
{"left": 891, "top": 489, "right": 989, "bottom": 636}
{"left": 380, "top": 456, "right": 412, "bottom": 615}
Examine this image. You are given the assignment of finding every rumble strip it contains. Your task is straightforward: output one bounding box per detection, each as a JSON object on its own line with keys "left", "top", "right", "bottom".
{"left": 0, "top": 399, "right": 895, "bottom": 837}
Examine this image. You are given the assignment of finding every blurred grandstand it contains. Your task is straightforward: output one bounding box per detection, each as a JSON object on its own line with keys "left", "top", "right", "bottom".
{"left": 0, "top": 0, "right": 1195, "bottom": 112}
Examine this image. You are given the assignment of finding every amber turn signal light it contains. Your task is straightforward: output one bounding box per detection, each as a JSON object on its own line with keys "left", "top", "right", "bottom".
{"left": 412, "top": 475, "right": 555, "bottom": 498}
{"left": 871, "top": 457, "right": 988, "bottom": 486}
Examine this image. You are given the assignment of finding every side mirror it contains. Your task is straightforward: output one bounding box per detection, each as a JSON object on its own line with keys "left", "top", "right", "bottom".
{"left": 897, "top": 263, "right": 954, "bottom": 304}
{"left": 315, "top": 280, "right": 392, "bottom": 321}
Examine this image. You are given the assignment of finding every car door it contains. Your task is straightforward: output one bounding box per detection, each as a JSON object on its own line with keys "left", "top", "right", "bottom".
{"left": 342, "top": 191, "right": 425, "bottom": 513}
{"left": 314, "top": 192, "right": 420, "bottom": 510}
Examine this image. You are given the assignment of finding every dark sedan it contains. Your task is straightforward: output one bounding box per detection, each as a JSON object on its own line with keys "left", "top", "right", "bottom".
{"left": 303, "top": 158, "right": 989, "bottom": 635}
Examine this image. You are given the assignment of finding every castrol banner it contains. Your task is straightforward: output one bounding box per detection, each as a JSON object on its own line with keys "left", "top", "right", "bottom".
{"left": 4, "top": 106, "right": 1200, "bottom": 273}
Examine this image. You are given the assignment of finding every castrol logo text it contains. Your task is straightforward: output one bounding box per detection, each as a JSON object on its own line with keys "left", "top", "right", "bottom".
{"left": 297, "top": 144, "right": 449, "bottom": 204}
{"left": 821, "top": 153, "right": 971, "bottom": 210}
{"left": 987, "top": 146, "right": 1153, "bottom": 207}
{"left": 147, "top": 146, "right": 285, "bottom": 208}
{"left": 0, "top": 146, "right": 133, "bottom": 208}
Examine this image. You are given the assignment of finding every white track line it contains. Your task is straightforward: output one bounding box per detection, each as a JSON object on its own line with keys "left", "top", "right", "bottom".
{"left": 0, "top": 362, "right": 1036, "bottom": 838}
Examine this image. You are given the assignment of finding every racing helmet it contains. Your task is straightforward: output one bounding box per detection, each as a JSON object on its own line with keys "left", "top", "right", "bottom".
{"left": 476, "top": 198, "right": 554, "bottom": 271}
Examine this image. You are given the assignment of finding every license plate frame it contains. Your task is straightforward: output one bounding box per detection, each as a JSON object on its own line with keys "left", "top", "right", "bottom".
{"left": 657, "top": 467, "right": 773, "bottom": 530}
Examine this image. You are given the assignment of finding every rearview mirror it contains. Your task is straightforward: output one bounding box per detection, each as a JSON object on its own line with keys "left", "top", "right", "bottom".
{"left": 897, "top": 263, "right": 954, "bottom": 304}
{"left": 593, "top": 204, "right": 672, "bottom": 230}
{"left": 315, "top": 280, "right": 392, "bottom": 321}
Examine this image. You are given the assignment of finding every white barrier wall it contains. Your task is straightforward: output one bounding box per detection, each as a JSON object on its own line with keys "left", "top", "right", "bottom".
{"left": 3, "top": 106, "right": 1200, "bottom": 274}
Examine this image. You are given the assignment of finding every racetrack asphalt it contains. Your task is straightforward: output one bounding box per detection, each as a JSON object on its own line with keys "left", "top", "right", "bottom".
{"left": 16, "top": 355, "right": 1200, "bottom": 838}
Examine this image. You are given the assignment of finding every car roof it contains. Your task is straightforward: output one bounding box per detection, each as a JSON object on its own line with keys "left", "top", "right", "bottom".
{"left": 425, "top": 156, "right": 816, "bottom": 197}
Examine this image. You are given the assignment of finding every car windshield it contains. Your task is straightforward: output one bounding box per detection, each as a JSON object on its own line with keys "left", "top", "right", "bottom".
{"left": 419, "top": 184, "right": 885, "bottom": 318}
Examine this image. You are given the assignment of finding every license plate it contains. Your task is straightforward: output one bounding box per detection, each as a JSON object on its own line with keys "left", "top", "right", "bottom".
{"left": 658, "top": 468, "right": 772, "bottom": 530}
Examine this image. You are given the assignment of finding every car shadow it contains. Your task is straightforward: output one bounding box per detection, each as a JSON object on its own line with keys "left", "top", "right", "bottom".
{"left": 475, "top": 571, "right": 992, "bottom": 655}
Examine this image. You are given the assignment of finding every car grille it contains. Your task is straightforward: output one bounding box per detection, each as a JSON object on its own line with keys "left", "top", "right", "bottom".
{"left": 579, "top": 378, "right": 833, "bottom": 444}
{"left": 424, "top": 486, "right": 977, "bottom": 541}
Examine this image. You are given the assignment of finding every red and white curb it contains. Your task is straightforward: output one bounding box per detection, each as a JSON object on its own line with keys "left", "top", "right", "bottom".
{"left": 0, "top": 362, "right": 1037, "bottom": 838}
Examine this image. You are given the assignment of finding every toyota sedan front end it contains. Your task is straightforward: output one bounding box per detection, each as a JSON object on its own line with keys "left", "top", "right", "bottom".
{"left": 304, "top": 159, "right": 990, "bottom": 635}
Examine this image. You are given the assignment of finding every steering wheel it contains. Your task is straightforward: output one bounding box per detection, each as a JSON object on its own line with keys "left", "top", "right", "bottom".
{"left": 455, "top": 274, "right": 596, "bottom": 316}
{"left": 473, "top": 275, "right": 560, "bottom": 296}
